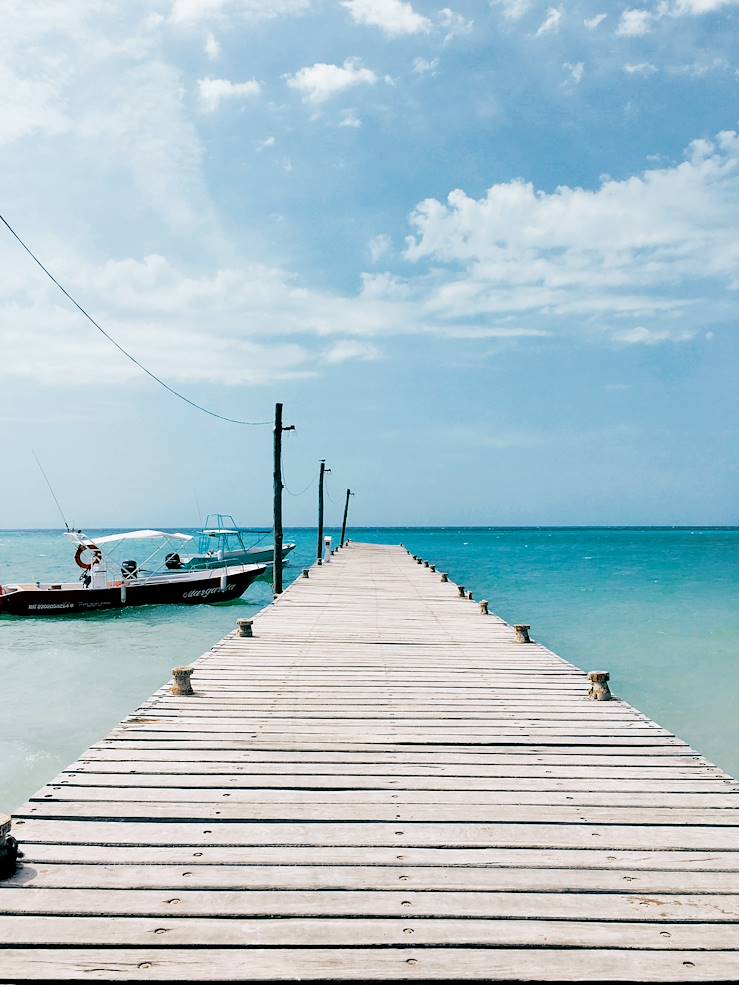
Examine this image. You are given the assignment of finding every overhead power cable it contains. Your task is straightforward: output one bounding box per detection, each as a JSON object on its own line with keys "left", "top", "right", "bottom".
{"left": 0, "top": 213, "right": 271, "bottom": 426}
{"left": 282, "top": 464, "right": 318, "bottom": 498}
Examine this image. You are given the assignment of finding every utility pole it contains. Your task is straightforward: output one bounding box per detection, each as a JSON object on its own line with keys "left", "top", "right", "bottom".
{"left": 316, "top": 459, "right": 330, "bottom": 563}
{"left": 273, "top": 402, "right": 294, "bottom": 596}
{"left": 340, "top": 488, "right": 353, "bottom": 547}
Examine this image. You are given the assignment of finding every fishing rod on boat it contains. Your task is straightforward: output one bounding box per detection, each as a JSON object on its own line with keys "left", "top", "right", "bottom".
{"left": 31, "top": 450, "right": 71, "bottom": 532}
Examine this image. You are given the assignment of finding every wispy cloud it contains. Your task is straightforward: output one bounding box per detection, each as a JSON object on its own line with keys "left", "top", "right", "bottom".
{"left": 535, "top": 6, "right": 563, "bottom": 35}
{"left": 204, "top": 32, "right": 221, "bottom": 59}
{"left": 584, "top": 12, "right": 607, "bottom": 28}
{"left": 623, "top": 62, "right": 658, "bottom": 75}
{"left": 491, "top": 0, "right": 532, "bottom": 20}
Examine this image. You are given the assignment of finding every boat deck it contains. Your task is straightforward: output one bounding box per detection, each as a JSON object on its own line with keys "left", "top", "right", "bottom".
{"left": 1, "top": 542, "right": 738, "bottom": 981}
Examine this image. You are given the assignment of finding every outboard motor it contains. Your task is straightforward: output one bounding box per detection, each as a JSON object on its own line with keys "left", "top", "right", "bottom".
{"left": 121, "top": 559, "right": 138, "bottom": 579}
{"left": 165, "top": 552, "right": 182, "bottom": 570}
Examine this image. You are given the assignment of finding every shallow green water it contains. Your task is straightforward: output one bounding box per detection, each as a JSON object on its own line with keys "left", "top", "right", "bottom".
{"left": 1, "top": 526, "right": 737, "bottom": 812}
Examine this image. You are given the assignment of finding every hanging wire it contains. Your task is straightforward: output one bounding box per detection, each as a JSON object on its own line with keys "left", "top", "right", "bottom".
{"left": 0, "top": 213, "right": 271, "bottom": 426}
{"left": 281, "top": 461, "right": 318, "bottom": 498}
{"left": 323, "top": 473, "right": 339, "bottom": 506}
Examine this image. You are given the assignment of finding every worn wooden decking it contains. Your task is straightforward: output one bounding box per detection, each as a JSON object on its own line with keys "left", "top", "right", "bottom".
{"left": 2, "top": 542, "right": 739, "bottom": 982}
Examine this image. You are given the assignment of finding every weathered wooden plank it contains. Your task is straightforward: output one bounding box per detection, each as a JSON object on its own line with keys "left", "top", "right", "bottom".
{"left": 9, "top": 863, "right": 739, "bottom": 893}
{"left": 0, "top": 915, "right": 736, "bottom": 949}
{"left": 22, "top": 844, "right": 739, "bottom": 870}
{"left": 12, "top": 818, "right": 739, "bottom": 849}
{"left": 0, "top": 947, "right": 738, "bottom": 981}
{"left": 2, "top": 888, "right": 739, "bottom": 921}
{"left": 15, "top": 800, "right": 739, "bottom": 826}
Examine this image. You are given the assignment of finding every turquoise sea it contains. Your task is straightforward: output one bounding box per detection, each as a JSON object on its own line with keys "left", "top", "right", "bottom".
{"left": 1, "top": 526, "right": 738, "bottom": 813}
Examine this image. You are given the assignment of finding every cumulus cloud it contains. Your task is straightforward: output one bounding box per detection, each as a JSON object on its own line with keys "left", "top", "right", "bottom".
{"left": 197, "top": 76, "right": 261, "bottom": 111}
{"left": 342, "top": 0, "right": 431, "bottom": 35}
{"left": 285, "top": 58, "right": 377, "bottom": 103}
{"left": 616, "top": 8, "right": 652, "bottom": 35}
{"left": 535, "top": 6, "right": 562, "bottom": 35}
{"left": 404, "top": 131, "right": 739, "bottom": 340}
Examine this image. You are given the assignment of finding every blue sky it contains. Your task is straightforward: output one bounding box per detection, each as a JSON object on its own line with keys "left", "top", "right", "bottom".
{"left": 0, "top": 0, "right": 737, "bottom": 527}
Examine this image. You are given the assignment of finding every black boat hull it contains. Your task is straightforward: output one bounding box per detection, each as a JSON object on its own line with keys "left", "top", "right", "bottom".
{"left": 0, "top": 565, "right": 265, "bottom": 617}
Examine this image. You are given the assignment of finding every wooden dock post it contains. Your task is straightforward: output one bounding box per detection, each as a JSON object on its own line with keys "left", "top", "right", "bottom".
{"left": 514, "top": 623, "right": 531, "bottom": 643}
{"left": 588, "top": 671, "right": 613, "bottom": 701}
{"left": 0, "top": 814, "right": 23, "bottom": 880}
{"left": 457, "top": 584, "right": 465, "bottom": 596}
{"left": 440, "top": 571, "right": 448, "bottom": 581}
{"left": 236, "top": 618, "right": 253, "bottom": 638}
{"left": 302, "top": 568, "right": 310, "bottom": 578}
{"left": 316, "top": 459, "right": 330, "bottom": 563}
{"left": 480, "top": 599, "right": 489, "bottom": 614}
{"left": 272, "top": 401, "right": 294, "bottom": 597}
{"left": 170, "top": 666, "right": 194, "bottom": 696}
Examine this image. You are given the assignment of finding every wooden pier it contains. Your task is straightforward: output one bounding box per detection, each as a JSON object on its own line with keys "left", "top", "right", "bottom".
{"left": 1, "top": 542, "right": 738, "bottom": 981}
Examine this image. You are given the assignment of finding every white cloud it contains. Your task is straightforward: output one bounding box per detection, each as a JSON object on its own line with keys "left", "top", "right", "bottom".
{"left": 612, "top": 326, "right": 697, "bottom": 344}
{"left": 204, "top": 32, "right": 221, "bottom": 59}
{"left": 438, "top": 7, "right": 474, "bottom": 42}
{"left": 616, "top": 8, "right": 652, "bottom": 35}
{"left": 170, "top": 0, "right": 310, "bottom": 24}
{"left": 413, "top": 56, "right": 440, "bottom": 74}
{"left": 491, "top": 0, "right": 532, "bottom": 20}
{"left": 257, "top": 135, "right": 276, "bottom": 149}
{"left": 339, "top": 110, "right": 363, "bottom": 127}
{"left": 342, "top": 0, "right": 432, "bottom": 35}
{"left": 285, "top": 58, "right": 377, "bottom": 103}
{"left": 535, "top": 6, "right": 563, "bottom": 35}
{"left": 563, "top": 62, "right": 585, "bottom": 85}
{"left": 664, "top": 0, "right": 739, "bottom": 13}
{"left": 584, "top": 12, "right": 607, "bottom": 28}
{"left": 624, "top": 62, "right": 658, "bottom": 75}
{"left": 0, "top": 65, "right": 68, "bottom": 144}
{"left": 322, "top": 339, "right": 382, "bottom": 363}
{"left": 369, "top": 234, "right": 392, "bottom": 261}
{"left": 197, "top": 76, "right": 261, "bottom": 111}
{"left": 404, "top": 131, "right": 739, "bottom": 338}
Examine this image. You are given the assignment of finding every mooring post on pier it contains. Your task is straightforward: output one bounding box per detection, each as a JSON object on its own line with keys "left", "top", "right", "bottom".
{"left": 480, "top": 599, "right": 489, "bottom": 614}
{"left": 237, "top": 618, "right": 253, "bottom": 638}
{"left": 440, "top": 572, "right": 448, "bottom": 582}
{"left": 0, "top": 814, "right": 22, "bottom": 880}
{"left": 588, "top": 670, "right": 613, "bottom": 701}
{"left": 457, "top": 584, "right": 466, "bottom": 597}
{"left": 171, "top": 666, "right": 194, "bottom": 696}
{"left": 302, "top": 568, "right": 310, "bottom": 578}
{"left": 514, "top": 623, "right": 531, "bottom": 643}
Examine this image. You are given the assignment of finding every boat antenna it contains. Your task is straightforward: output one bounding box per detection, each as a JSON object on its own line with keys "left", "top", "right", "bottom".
{"left": 31, "top": 450, "right": 71, "bottom": 531}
